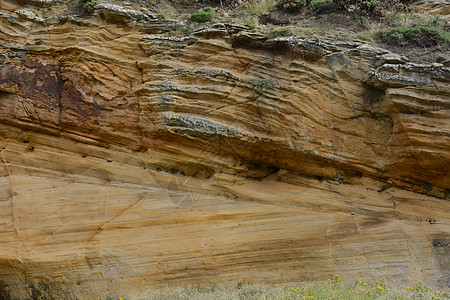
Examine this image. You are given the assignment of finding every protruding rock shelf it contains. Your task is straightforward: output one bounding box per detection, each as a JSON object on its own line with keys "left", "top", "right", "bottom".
{"left": 0, "top": 0, "right": 449, "bottom": 299}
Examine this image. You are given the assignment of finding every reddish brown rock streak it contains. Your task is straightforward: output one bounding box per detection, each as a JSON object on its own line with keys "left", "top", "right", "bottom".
{"left": 0, "top": 0, "right": 449, "bottom": 299}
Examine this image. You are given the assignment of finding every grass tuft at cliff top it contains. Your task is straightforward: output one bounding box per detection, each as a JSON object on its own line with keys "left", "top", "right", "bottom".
{"left": 132, "top": 276, "right": 450, "bottom": 300}
{"left": 374, "top": 26, "right": 450, "bottom": 47}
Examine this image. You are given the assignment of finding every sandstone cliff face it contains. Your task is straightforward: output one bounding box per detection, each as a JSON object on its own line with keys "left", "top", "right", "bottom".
{"left": 0, "top": 0, "right": 449, "bottom": 299}
{"left": 410, "top": 0, "right": 450, "bottom": 20}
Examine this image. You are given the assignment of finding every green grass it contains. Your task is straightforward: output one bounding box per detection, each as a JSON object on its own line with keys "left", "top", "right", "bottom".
{"left": 191, "top": 7, "right": 216, "bottom": 22}
{"left": 133, "top": 275, "right": 450, "bottom": 300}
{"left": 270, "top": 26, "right": 293, "bottom": 36}
{"left": 374, "top": 26, "right": 450, "bottom": 46}
{"left": 384, "top": 12, "right": 448, "bottom": 29}
{"left": 261, "top": 25, "right": 294, "bottom": 38}
{"left": 309, "top": 0, "right": 329, "bottom": 10}
{"left": 247, "top": 0, "right": 278, "bottom": 15}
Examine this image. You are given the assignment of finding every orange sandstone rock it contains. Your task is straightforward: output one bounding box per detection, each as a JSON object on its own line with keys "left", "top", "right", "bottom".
{"left": 0, "top": 0, "right": 449, "bottom": 299}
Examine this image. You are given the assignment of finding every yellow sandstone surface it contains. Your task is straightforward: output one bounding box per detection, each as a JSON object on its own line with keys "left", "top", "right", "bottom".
{"left": 0, "top": 0, "right": 449, "bottom": 299}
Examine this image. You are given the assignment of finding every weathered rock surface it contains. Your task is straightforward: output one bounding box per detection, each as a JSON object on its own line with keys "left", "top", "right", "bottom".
{"left": 410, "top": 0, "right": 450, "bottom": 20}
{"left": 0, "top": 0, "right": 449, "bottom": 299}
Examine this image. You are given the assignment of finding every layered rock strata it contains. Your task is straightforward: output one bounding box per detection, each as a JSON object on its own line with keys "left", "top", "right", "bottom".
{"left": 0, "top": 0, "right": 449, "bottom": 299}
{"left": 410, "top": 0, "right": 450, "bottom": 20}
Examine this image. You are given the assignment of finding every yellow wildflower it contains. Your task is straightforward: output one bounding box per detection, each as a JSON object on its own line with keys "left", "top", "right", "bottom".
{"left": 377, "top": 285, "right": 384, "bottom": 290}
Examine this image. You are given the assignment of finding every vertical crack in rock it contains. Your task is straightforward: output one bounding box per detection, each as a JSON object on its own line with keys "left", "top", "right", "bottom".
{"left": 354, "top": 217, "right": 375, "bottom": 279}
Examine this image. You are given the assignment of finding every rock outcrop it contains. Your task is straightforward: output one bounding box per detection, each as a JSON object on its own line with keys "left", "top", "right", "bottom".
{"left": 0, "top": 0, "right": 449, "bottom": 299}
{"left": 410, "top": 0, "right": 450, "bottom": 20}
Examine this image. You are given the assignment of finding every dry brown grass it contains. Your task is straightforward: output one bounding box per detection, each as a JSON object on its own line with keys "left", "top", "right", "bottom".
{"left": 132, "top": 275, "right": 450, "bottom": 300}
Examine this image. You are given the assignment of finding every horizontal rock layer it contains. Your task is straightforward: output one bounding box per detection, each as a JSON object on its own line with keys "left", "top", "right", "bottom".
{"left": 0, "top": 0, "right": 449, "bottom": 299}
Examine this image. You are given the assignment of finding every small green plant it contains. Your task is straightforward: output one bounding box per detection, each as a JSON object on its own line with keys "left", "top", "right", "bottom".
{"left": 191, "top": 7, "right": 216, "bottom": 22}
{"left": 330, "top": 274, "right": 342, "bottom": 284}
{"left": 82, "top": 0, "right": 97, "bottom": 13}
{"left": 357, "top": 34, "right": 372, "bottom": 41}
{"left": 156, "top": 14, "right": 166, "bottom": 19}
{"left": 263, "top": 25, "right": 293, "bottom": 37}
{"left": 236, "top": 277, "right": 246, "bottom": 289}
{"left": 169, "top": 24, "right": 194, "bottom": 37}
